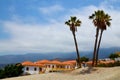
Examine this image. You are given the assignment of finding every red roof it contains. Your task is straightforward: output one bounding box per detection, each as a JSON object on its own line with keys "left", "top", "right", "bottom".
{"left": 49, "top": 60, "right": 62, "bottom": 65}
{"left": 63, "top": 60, "right": 76, "bottom": 64}
{"left": 36, "top": 60, "right": 50, "bottom": 64}
{"left": 21, "top": 60, "right": 77, "bottom": 66}
{"left": 62, "top": 62, "right": 73, "bottom": 65}
{"left": 99, "top": 60, "right": 115, "bottom": 64}
{"left": 22, "top": 61, "right": 33, "bottom": 65}
{"left": 21, "top": 61, "right": 44, "bottom": 67}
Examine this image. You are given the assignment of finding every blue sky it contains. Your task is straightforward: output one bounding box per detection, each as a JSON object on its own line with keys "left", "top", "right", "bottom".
{"left": 0, "top": 0, "right": 120, "bottom": 55}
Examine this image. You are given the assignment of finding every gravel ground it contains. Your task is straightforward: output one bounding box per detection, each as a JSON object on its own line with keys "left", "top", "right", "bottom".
{"left": 2, "top": 67, "right": 120, "bottom": 80}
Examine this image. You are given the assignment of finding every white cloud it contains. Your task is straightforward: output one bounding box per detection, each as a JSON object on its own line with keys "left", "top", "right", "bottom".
{"left": 0, "top": 1, "right": 120, "bottom": 55}
{"left": 1, "top": 20, "right": 75, "bottom": 54}
{"left": 39, "top": 4, "right": 64, "bottom": 15}
{"left": 100, "top": 0, "right": 120, "bottom": 10}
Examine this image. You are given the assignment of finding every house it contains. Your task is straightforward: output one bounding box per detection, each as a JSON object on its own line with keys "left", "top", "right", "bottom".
{"left": 22, "top": 61, "right": 45, "bottom": 74}
{"left": 115, "top": 57, "right": 120, "bottom": 61}
{"left": 21, "top": 60, "right": 77, "bottom": 74}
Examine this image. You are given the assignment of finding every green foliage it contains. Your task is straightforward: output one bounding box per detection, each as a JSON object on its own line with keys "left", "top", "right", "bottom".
{"left": 0, "top": 69, "right": 6, "bottom": 79}
{"left": 80, "top": 56, "right": 89, "bottom": 62}
{"left": 89, "top": 10, "right": 111, "bottom": 30}
{"left": 65, "top": 16, "right": 81, "bottom": 32}
{"left": 0, "top": 63, "right": 23, "bottom": 79}
{"left": 89, "top": 10, "right": 112, "bottom": 67}
{"left": 109, "top": 53, "right": 119, "bottom": 59}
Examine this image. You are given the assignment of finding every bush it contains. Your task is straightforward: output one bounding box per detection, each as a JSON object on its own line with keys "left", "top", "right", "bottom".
{"left": 0, "top": 69, "right": 6, "bottom": 79}
{"left": 109, "top": 53, "right": 119, "bottom": 60}
{"left": 80, "top": 56, "right": 89, "bottom": 62}
{"left": 0, "top": 63, "right": 23, "bottom": 79}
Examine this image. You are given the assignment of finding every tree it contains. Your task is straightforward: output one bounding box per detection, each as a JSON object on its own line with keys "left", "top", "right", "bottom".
{"left": 80, "top": 56, "right": 89, "bottom": 62}
{"left": 89, "top": 11, "right": 100, "bottom": 67}
{"left": 0, "top": 63, "right": 23, "bottom": 79}
{"left": 109, "top": 53, "right": 119, "bottom": 60}
{"left": 65, "top": 16, "right": 82, "bottom": 68}
{"left": 95, "top": 11, "right": 112, "bottom": 66}
{"left": 89, "top": 10, "right": 112, "bottom": 66}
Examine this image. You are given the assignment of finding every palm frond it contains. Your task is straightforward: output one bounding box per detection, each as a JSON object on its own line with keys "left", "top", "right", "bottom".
{"left": 106, "top": 21, "right": 111, "bottom": 26}
{"left": 89, "top": 10, "right": 112, "bottom": 30}
{"left": 65, "top": 16, "right": 82, "bottom": 32}
{"left": 65, "top": 21, "right": 70, "bottom": 26}
{"left": 71, "top": 16, "right": 77, "bottom": 23}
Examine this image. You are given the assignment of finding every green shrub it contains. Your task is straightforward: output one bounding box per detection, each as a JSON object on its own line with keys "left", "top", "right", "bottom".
{"left": 109, "top": 53, "right": 119, "bottom": 60}
{"left": 80, "top": 56, "right": 89, "bottom": 62}
{"left": 0, "top": 69, "right": 6, "bottom": 79}
{"left": 0, "top": 63, "right": 23, "bottom": 79}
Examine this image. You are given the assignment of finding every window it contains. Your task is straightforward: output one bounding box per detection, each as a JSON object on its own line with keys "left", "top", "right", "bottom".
{"left": 67, "top": 65, "right": 69, "bottom": 69}
{"left": 47, "top": 65, "right": 50, "bottom": 68}
{"left": 39, "top": 68, "right": 42, "bottom": 71}
{"left": 34, "top": 67, "right": 37, "bottom": 71}
{"left": 26, "top": 67, "right": 29, "bottom": 71}
{"left": 52, "top": 65, "right": 54, "bottom": 68}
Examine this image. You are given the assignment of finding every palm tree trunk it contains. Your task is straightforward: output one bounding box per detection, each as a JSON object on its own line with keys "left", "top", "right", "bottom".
{"left": 95, "top": 30, "right": 103, "bottom": 66}
{"left": 72, "top": 32, "right": 81, "bottom": 68}
{"left": 92, "top": 28, "right": 99, "bottom": 67}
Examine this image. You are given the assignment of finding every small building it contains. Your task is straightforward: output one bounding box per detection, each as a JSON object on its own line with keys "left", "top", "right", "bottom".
{"left": 21, "top": 60, "right": 77, "bottom": 74}
{"left": 115, "top": 57, "right": 120, "bottom": 61}
{"left": 22, "top": 61, "right": 45, "bottom": 74}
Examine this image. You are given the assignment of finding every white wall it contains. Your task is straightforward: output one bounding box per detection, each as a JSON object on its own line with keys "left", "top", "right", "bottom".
{"left": 23, "top": 64, "right": 75, "bottom": 74}
{"left": 46, "top": 64, "right": 56, "bottom": 69}
{"left": 23, "top": 66, "right": 40, "bottom": 75}
{"left": 115, "top": 57, "right": 120, "bottom": 61}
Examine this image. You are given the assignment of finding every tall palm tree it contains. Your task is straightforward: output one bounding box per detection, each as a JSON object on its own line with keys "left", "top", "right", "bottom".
{"left": 89, "top": 10, "right": 112, "bottom": 66}
{"left": 65, "top": 16, "right": 82, "bottom": 68}
{"left": 89, "top": 11, "right": 100, "bottom": 67}
{"left": 95, "top": 11, "right": 112, "bottom": 65}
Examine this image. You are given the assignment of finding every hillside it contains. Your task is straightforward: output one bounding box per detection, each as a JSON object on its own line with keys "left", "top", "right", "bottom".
{"left": 0, "top": 47, "right": 120, "bottom": 64}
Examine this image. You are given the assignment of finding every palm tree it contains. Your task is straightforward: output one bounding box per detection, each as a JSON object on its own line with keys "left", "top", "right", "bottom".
{"left": 65, "top": 16, "right": 82, "bottom": 68}
{"left": 89, "top": 11, "right": 100, "bottom": 67}
{"left": 95, "top": 11, "right": 112, "bottom": 65}
{"left": 89, "top": 10, "right": 112, "bottom": 66}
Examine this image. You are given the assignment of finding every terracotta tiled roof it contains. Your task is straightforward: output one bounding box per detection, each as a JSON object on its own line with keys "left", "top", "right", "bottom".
{"left": 21, "top": 61, "right": 44, "bottom": 67}
{"left": 63, "top": 60, "right": 76, "bottom": 64}
{"left": 99, "top": 60, "right": 115, "bottom": 64}
{"left": 36, "top": 60, "right": 50, "bottom": 64}
{"left": 22, "top": 61, "right": 33, "bottom": 65}
{"left": 21, "top": 60, "right": 77, "bottom": 66}
{"left": 49, "top": 60, "right": 62, "bottom": 65}
{"left": 62, "top": 62, "right": 73, "bottom": 65}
